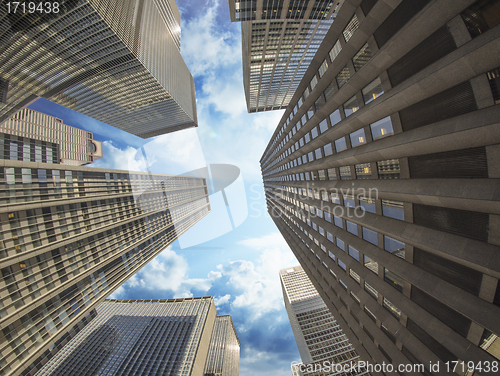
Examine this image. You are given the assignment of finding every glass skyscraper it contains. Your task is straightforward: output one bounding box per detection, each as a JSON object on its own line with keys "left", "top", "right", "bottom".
{"left": 262, "top": 0, "right": 500, "bottom": 373}
{"left": 281, "top": 266, "right": 368, "bottom": 376}
{"left": 203, "top": 315, "right": 240, "bottom": 376}
{"left": 0, "top": 159, "right": 211, "bottom": 376}
{"left": 0, "top": 0, "right": 197, "bottom": 138}
{"left": 229, "top": 1, "right": 344, "bottom": 112}
{"left": 33, "top": 298, "right": 218, "bottom": 376}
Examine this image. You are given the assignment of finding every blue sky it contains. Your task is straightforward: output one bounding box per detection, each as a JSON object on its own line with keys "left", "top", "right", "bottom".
{"left": 29, "top": 1, "right": 301, "bottom": 375}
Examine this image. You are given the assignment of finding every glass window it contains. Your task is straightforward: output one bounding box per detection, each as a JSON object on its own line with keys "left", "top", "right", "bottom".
{"left": 327, "top": 168, "right": 337, "bottom": 180}
{"left": 350, "top": 128, "right": 366, "bottom": 147}
{"left": 385, "top": 268, "right": 404, "bottom": 292}
{"left": 319, "top": 59, "right": 329, "bottom": 77}
{"left": 365, "top": 282, "right": 378, "bottom": 299}
{"left": 336, "top": 66, "right": 351, "bottom": 88}
{"left": 304, "top": 133, "right": 311, "bottom": 143}
{"left": 334, "top": 216, "right": 343, "bottom": 228}
{"left": 343, "top": 14, "right": 359, "bottom": 42}
{"left": 350, "top": 269, "right": 361, "bottom": 284}
{"left": 310, "top": 75, "right": 318, "bottom": 90}
{"left": 363, "top": 77, "right": 384, "bottom": 104}
{"left": 311, "top": 126, "right": 319, "bottom": 139}
{"left": 384, "top": 236, "right": 405, "bottom": 259}
{"left": 348, "top": 246, "right": 360, "bottom": 261}
{"left": 336, "top": 238, "right": 345, "bottom": 251}
{"left": 352, "top": 43, "right": 372, "bottom": 71}
{"left": 377, "top": 159, "right": 400, "bottom": 179}
{"left": 355, "top": 163, "right": 372, "bottom": 179}
{"left": 329, "top": 109, "right": 341, "bottom": 127}
{"left": 383, "top": 297, "right": 401, "bottom": 319}
{"left": 382, "top": 200, "right": 404, "bottom": 220}
{"left": 334, "top": 137, "right": 347, "bottom": 152}
{"left": 331, "top": 193, "right": 340, "bottom": 204}
{"left": 363, "top": 227, "right": 378, "bottom": 245}
{"left": 315, "top": 148, "right": 322, "bottom": 159}
{"left": 324, "top": 83, "right": 336, "bottom": 102}
{"left": 364, "top": 255, "right": 378, "bottom": 274}
{"left": 370, "top": 116, "right": 394, "bottom": 140}
{"left": 327, "top": 232, "right": 334, "bottom": 242}
{"left": 301, "top": 114, "right": 307, "bottom": 126}
{"left": 344, "top": 195, "right": 355, "bottom": 208}
{"left": 319, "top": 119, "right": 328, "bottom": 133}
{"left": 324, "top": 212, "right": 332, "bottom": 222}
{"left": 346, "top": 220, "right": 358, "bottom": 235}
{"left": 318, "top": 170, "right": 326, "bottom": 180}
{"left": 359, "top": 198, "right": 376, "bottom": 213}
{"left": 323, "top": 143, "right": 333, "bottom": 156}
{"left": 329, "top": 39, "right": 342, "bottom": 62}
{"left": 339, "top": 166, "right": 352, "bottom": 180}
{"left": 344, "top": 95, "right": 359, "bottom": 116}
{"left": 329, "top": 251, "right": 336, "bottom": 261}
{"left": 338, "top": 259, "right": 347, "bottom": 271}
{"left": 308, "top": 152, "right": 314, "bottom": 162}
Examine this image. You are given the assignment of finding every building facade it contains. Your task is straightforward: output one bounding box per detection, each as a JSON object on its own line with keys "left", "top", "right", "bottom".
{"left": 0, "top": 161, "right": 210, "bottom": 376}
{"left": 1, "top": 108, "right": 102, "bottom": 165}
{"left": 33, "top": 298, "right": 217, "bottom": 376}
{"left": 204, "top": 315, "right": 240, "bottom": 376}
{"left": 262, "top": 0, "right": 500, "bottom": 374}
{"left": 0, "top": 0, "right": 197, "bottom": 138}
{"left": 229, "top": 1, "right": 344, "bottom": 112}
{"left": 281, "top": 266, "right": 369, "bottom": 376}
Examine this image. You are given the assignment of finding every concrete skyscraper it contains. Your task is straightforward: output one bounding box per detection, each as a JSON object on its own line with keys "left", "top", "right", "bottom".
{"left": 281, "top": 266, "right": 369, "bottom": 376}
{"left": 204, "top": 315, "right": 240, "bottom": 376}
{"left": 262, "top": 0, "right": 500, "bottom": 374}
{"left": 0, "top": 0, "right": 197, "bottom": 138}
{"left": 33, "top": 298, "right": 218, "bottom": 376}
{"left": 0, "top": 158, "right": 211, "bottom": 376}
{"left": 228, "top": 1, "right": 344, "bottom": 112}
{"left": 1, "top": 108, "right": 102, "bottom": 165}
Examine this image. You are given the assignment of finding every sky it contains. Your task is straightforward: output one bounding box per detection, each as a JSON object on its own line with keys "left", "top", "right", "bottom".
{"left": 28, "top": 1, "right": 302, "bottom": 375}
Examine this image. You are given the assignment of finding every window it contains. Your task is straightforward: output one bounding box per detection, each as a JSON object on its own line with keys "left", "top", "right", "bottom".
{"left": 350, "top": 128, "right": 366, "bottom": 147}
{"left": 355, "top": 163, "right": 372, "bottom": 179}
{"left": 365, "top": 282, "right": 378, "bottom": 299}
{"left": 315, "top": 148, "right": 322, "bottom": 159}
{"left": 343, "top": 14, "right": 360, "bottom": 42}
{"left": 334, "top": 137, "right": 347, "bottom": 152}
{"left": 338, "top": 259, "right": 347, "bottom": 271}
{"left": 346, "top": 220, "right": 358, "bottom": 235}
{"left": 343, "top": 195, "right": 355, "bottom": 208}
{"left": 336, "top": 66, "right": 351, "bottom": 88}
{"left": 348, "top": 246, "right": 360, "bottom": 261}
{"left": 327, "top": 168, "right": 337, "bottom": 180}
{"left": 383, "top": 297, "right": 401, "bottom": 319}
{"left": 382, "top": 200, "right": 404, "bottom": 220}
{"left": 339, "top": 166, "right": 352, "bottom": 180}
{"left": 319, "top": 59, "right": 329, "bottom": 77}
{"left": 329, "top": 251, "right": 336, "bottom": 261}
{"left": 336, "top": 238, "right": 345, "bottom": 251}
{"left": 344, "top": 95, "right": 359, "bottom": 116}
{"left": 364, "top": 255, "right": 378, "bottom": 274}
{"left": 359, "top": 197, "right": 376, "bottom": 213}
{"left": 352, "top": 43, "right": 372, "bottom": 71}
{"left": 329, "top": 39, "right": 342, "bottom": 62}
{"left": 323, "top": 143, "right": 333, "bottom": 156}
{"left": 329, "top": 109, "right": 341, "bottom": 127}
{"left": 334, "top": 216, "right": 343, "bottom": 228}
{"left": 362, "top": 77, "right": 384, "bottom": 104}
{"left": 362, "top": 227, "right": 378, "bottom": 245}
{"left": 385, "top": 268, "right": 404, "bottom": 292}
{"left": 370, "top": 116, "right": 394, "bottom": 139}
{"left": 377, "top": 159, "right": 400, "bottom": 179}
{"left": 350, "top": 269, "right": 361, "bottom": 284}
{"left": 384, "top": 236, "right": 405, "bottom": 259}
{"left": 319, "top": 119, "right": 328, "bottom": 133}
{"left": 318, "top": 170, "right": 326, "bottom": 180}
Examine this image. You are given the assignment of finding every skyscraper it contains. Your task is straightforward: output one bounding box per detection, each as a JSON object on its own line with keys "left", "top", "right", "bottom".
{"left": 281, "top": 265, "right": 368, "bottom": 376}
{"left": 33, "top": 298, "right": 218, "bottom": 376}
{"left": 1, "top": 108, "right": 102, "bottom": 165}
{"left": 229, "top": 1, "right": 344, "bottom": 112}
{"left": 204, "top": 315, "right": 240, "bottom": 376}
{"left": 0, "top": 0, "right": 197, "bottom": 138}
{"left": 0, "top": 159, "right": 211, "bottom": 376}
{"left": 262, "top": 0, "right": 500, "bottom": 373}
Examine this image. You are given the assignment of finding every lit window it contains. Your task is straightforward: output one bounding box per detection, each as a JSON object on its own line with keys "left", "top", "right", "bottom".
{"left": 362, "top": 77, "right": 384, "bottom": 104}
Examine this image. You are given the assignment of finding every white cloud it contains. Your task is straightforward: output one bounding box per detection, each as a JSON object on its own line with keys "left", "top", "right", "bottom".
{"left": 214, "top": 294, "right": 231, "bottom": 307}
{"left": 91, "top": 141, "right": 148, "bottom": 172}
{"left": 117, "top": 247, "right": 221, "bottom": 298}
{"left": 214, "top": 233, "right": 298, "bottom": 321}
{"left": 181, "top": 1, "right": 240, "bottom": 77}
